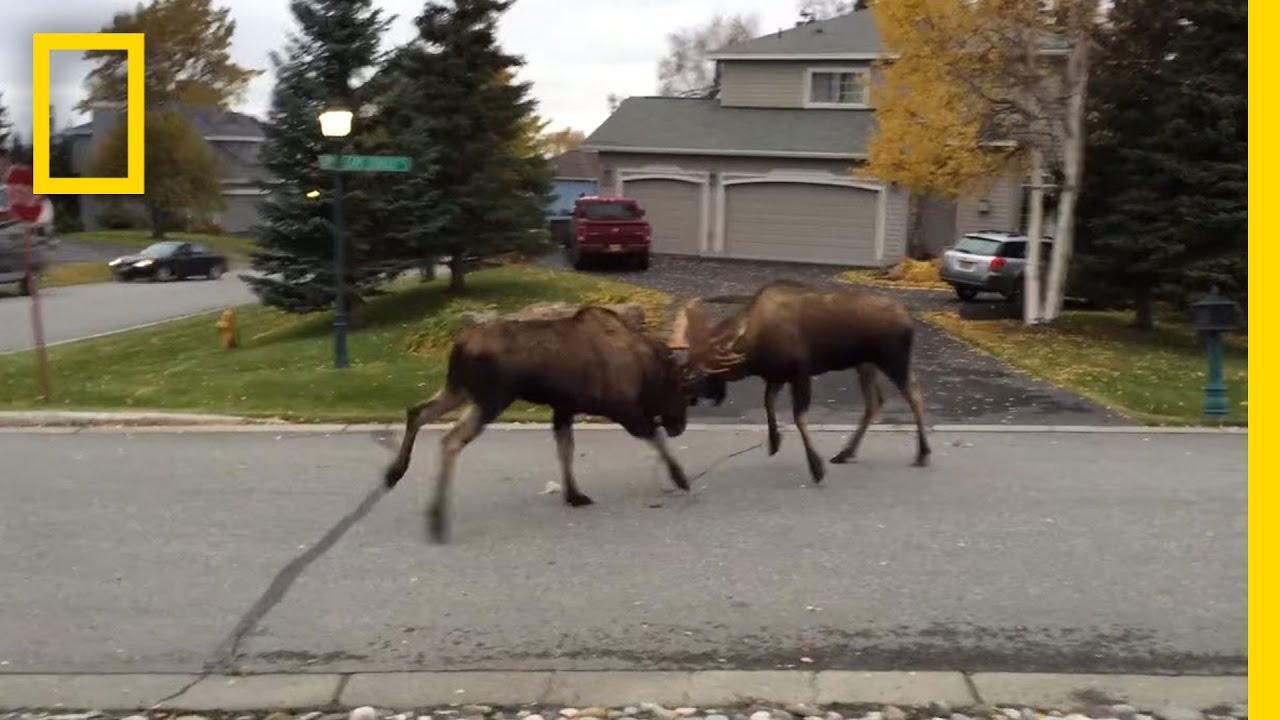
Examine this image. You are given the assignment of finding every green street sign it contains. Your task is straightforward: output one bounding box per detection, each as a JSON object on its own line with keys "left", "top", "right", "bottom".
{"left": 318, "top": 154, "right": 413, "bottom": 173}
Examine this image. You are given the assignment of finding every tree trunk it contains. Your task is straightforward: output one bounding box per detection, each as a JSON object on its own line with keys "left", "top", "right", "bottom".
{"left": 1023, "top": 147, "right": 1047, "bottom": 326}
{"left": 148, "top": 205, "right": 165, "bottom": 239}
{"left": 419, "top": 259, "right": 436, "bottom": 283}
{"left": 448, "top": 254, "right": 466, "bottom": 293}
{"left": 1134, "top": 291, "right": 1154, "bottom": 331}
{"left": 1043, "top": 0, "right": 1096, "bottom": 322}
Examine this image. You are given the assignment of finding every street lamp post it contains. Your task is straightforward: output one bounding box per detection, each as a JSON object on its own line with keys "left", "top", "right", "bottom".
{"left": 319, "top": 106, "right": 354, "bottom": 369}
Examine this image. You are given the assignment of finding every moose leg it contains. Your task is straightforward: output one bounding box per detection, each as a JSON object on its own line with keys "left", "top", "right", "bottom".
{"left": 553, "top": 408, "right": 593, "bottom": 507}
{"left": 385, "top": 387, "right": 466, "bottom": 488}
{"left": 764, "top": 380, "right": 784, "bottom": 456}
{"left": 647, "top": 428, "right": 691, "bottom": 492}
{"left": 901, "top": 376, "right": 932, "bottom": 467}
{"left": 831, "top": 364, "right": 883, "bottom": 464}
{"left": 790, "top": 376, "right": 826, "bottom": 484}
{"left": 426, "top": 403, "right": 488, "bottom": 544}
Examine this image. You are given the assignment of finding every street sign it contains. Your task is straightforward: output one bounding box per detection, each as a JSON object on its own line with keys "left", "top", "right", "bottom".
{"left": 318, "top": 154, "right": 413, "bottom": 173}
{"left": 5, "top": 166, "right": 45, "bottom": 223}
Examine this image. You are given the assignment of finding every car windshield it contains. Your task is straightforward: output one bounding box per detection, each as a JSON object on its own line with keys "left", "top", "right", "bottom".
{"left": 953, "top": 236, "right": 1005, "bottom": 256}
{"left": 580, "top": 202, "right": 639, "bottom": 220}
{"left": 141, "top": 241, "right": 183, "bottom": 258}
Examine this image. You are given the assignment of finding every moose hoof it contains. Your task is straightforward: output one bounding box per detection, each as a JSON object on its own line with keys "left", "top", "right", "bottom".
{"left": 829, "top": 451, "right": 855, "bottom": 465}
{"left": 913, "top": 455, "right": 931, "bottom": 468}
{"left": 427, "top": 508, "right": 448, "bottom": 544}
{"left": 567, "top": 492, "right": 595, "bottom": 507}
{"left": 807, "top": 456, "right": 826, "bottom": 484}
{"left": 384, "top": 464, "right": 407, "bottom": 489}
{"left": 767, "top": 434, "right": 781, "bottom": 456}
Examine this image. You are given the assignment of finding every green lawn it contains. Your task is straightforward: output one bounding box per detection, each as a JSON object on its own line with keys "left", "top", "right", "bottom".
{"left": 65, "top": 230, "right": 256, "bottom": 262}
{"left": 923, "top": 309, "right": 1248, "bottom": 426}
{"left": 0, "top": 265, "right": 671, "bottom": 423}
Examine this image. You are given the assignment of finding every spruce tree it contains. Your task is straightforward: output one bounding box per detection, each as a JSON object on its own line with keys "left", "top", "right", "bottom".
{"left": 378, "top": 0, "right": 553, "bottom": 293}
{"left": 1076, "top": 0, "right": 1246, "bottom": 328}
{"left": 245, "top": 0, "right": 406, "bottom": 315}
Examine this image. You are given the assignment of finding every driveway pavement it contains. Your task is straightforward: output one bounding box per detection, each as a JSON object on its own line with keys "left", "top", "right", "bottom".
{"left": 0, "top": 427, "right": 1245, "bottom": 675}
{"left": 0, "top": 273, "right": 257, "bottom": 354}
{"left": 537, "top": 253, "right": 1131, "bottom": 426}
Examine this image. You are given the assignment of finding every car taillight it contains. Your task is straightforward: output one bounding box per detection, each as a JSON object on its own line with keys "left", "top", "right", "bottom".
{"left": 989, "top": 257, "right": 1007, "bottom": 271}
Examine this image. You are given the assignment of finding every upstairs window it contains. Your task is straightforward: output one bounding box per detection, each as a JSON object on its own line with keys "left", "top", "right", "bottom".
{"left": 806, "top": 69, "right": 867, "bottom": 107}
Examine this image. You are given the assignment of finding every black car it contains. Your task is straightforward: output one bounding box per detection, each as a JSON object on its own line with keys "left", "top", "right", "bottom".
{"left": 109, "top": 240, "right": 229, "bottom": 282}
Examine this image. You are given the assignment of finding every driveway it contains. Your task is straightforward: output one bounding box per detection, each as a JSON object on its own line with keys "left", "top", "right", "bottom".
{"left": 0, "top": 273, "right": 257, "bottom": 354}
{"left": 537, "top": 253, "right": 1131, "bottom": 426}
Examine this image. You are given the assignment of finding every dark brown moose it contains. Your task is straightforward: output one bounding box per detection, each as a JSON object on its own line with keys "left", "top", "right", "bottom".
{"left": 669, "top": 280, "right": 931, "bottom": 483}
{"left": 383, "top": 305, "right": 741, "bottom": 543}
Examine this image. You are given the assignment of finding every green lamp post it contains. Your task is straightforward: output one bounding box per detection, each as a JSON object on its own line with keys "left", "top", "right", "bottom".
{"left": 319, "top": 105, "right": 354, "bottom": 369}
{"left": 1191, "top": 286, "right": 1242, "bottom": 420}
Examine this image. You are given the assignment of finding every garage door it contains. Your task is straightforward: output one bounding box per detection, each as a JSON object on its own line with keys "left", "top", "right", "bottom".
{"left": 724, "top": 182, "right": 880, "bottom": 265}
{"left": 622, "top": 178, "right": 702, "bottom": 256}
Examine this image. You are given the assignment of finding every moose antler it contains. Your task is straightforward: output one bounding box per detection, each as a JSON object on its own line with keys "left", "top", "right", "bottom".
{"left": 703, "top": 320, "right": 748, "bottom": 374}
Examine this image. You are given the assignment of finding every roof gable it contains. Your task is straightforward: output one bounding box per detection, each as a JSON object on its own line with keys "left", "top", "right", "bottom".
{"left": 549, "top": 149, "right": 600, "bottom": 179}
{"left": 712, "top": 10, "right": 882, "bottom": 58}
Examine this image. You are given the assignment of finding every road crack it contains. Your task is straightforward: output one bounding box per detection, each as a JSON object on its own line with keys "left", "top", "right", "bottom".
{"left": 204, "top": 482, "right": 389, "bottom": 673}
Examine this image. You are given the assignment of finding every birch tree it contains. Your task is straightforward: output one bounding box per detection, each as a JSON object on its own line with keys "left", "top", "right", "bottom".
{"left": 862, "top": 0, "right": 1100, "bottom": 325}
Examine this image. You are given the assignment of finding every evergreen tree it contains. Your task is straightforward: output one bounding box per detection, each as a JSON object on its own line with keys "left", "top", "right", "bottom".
{"left": 1076, "top": 0, "right": 1246, "bottom": 328}
{"left": 245, "top": 0, "right": 405, "bottom": 315}
{"left": 0, "top": 94, "right": 11, "bottom": 154}
{"left": 378, "top": 0, "right": 553, "bottom": 292}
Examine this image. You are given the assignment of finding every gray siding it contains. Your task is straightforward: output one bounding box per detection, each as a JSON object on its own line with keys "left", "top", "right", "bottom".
{"left": 718, "top": 59, "right": 881, "bottom": 109}
{"left": 219, "top": 194, "right": 267, "bottom": 235}
{"left": 955, "top": 159, "right": 1025, "bottom": 239}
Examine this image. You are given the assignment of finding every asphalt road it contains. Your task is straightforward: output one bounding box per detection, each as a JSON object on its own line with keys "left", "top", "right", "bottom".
{"left": 0, "top": 274, "right": 257, "bottom": 353}
{"left": 0, "top": 427, "right": 1245, "bottom": 676}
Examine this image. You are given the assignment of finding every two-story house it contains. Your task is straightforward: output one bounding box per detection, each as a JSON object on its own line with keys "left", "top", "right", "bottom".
{"left": 583, "top": 8, "right": 1035, "bottom": 267}
{"left": 60, "top": 102, "right": 272, "bottom": 235}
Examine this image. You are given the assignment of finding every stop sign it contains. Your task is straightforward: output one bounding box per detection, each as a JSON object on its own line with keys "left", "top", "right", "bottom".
{"left": 5, "top": 166, "right": 45, "bottom": 224}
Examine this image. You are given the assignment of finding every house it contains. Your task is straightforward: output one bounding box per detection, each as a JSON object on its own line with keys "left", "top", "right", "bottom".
{"left": 60, "top": 102, "right": 271, "bottom": 235}
{"left": 546, "top": 149, "right": 600, "bottom": 217}
{"left": 583, "top": 8, "right": 1051, "bottom": 267}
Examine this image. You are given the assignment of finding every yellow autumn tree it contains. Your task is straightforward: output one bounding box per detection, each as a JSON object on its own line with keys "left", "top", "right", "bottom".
{"left": 861, "top": 0, "right": 1099, "bottom": 325}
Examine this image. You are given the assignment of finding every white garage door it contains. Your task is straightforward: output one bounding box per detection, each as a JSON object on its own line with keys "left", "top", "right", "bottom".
{"left": 723, "top": 182, "right": 881, "bottom": 266}
{"left": 622, "top": 178, "right": 702, "bottom": 256}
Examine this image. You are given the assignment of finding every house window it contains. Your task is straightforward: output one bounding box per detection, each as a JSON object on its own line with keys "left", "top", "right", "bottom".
{"left": 807, "top": 70, "right": 867, "bottom": 107}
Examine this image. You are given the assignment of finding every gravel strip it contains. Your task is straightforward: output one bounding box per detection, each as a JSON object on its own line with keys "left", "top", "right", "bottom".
{"left": 0, "top": 700, "right": 1247, "bottom": 720}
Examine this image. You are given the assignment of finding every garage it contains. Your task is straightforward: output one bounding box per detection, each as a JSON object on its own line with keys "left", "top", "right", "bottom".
{"left": 620, "top": 177, "right": 705, "bottom": 256}
{"left": 722, "top": 181, "right": 882, "bottom": 266}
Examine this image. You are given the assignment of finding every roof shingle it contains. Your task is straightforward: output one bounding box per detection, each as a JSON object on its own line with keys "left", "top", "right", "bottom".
{"left": 583, "top": 97, "right": 874, "bottom": 158}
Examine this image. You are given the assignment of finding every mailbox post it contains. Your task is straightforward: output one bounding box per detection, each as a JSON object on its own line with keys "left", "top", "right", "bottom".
{"left": 1191, "top": 286, "right": 1242, "bottom": 419}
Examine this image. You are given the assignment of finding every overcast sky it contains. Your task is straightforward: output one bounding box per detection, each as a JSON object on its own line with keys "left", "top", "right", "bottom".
{"left": 1, "top": 0, "right": 801, "bottom": 140}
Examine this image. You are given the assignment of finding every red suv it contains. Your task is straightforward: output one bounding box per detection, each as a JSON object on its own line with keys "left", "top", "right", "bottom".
{"left": 566, "top": 195, "right": 651, "bottom": 271}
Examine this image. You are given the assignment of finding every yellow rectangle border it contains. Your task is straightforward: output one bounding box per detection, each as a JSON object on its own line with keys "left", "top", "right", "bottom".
{"left": 32, "top": 32, "right": 145, "bottom": 195}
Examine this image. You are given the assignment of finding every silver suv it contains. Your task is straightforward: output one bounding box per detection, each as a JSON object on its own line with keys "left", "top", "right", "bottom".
{"left": 939, "top": 231, "right": 1052, "bottom": 302}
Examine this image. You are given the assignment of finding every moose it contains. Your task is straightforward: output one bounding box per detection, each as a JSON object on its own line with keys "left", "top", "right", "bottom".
{"left": 383, "top": 305, "right": 741, "bottom": 543}
{"left": 669, "top": 280, "right": 931, "bottom": 483}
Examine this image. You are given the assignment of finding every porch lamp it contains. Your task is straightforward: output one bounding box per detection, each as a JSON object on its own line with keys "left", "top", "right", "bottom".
{"left": 319, "top": 105, "right": 353, "bottom": 369}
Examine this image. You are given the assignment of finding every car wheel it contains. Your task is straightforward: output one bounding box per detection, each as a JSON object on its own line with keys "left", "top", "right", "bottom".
{"left": 156, "top": 266, "right": 175, "bottom": 282}
{"left": 954, "top": 286, "right": 979, "bottom": 301}
{"left": 208, "top": 263, "right": 225, "bottom": 280}
{"left": 568, "top": 242, "right": 588, "bottom": 271}
{"left": 633, "top": 253, "right": 650, "bottom": 271}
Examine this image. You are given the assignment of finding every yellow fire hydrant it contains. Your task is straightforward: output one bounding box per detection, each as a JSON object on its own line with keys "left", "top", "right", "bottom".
{"left": 214, "top": 309, "right": 239, "bottom": 349}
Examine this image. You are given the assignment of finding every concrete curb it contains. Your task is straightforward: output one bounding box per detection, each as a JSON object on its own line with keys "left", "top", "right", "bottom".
{"left": 0, "top": 671, "right": 1247, "bottom": 711}
{"left": 0, "top": 414, "right": 1248, "bottom": 435}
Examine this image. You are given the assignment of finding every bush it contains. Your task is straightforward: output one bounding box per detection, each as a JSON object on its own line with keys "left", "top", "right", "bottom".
{"left": 95, "top": 202, "right": 145, "bottom": 230}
